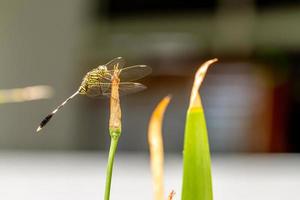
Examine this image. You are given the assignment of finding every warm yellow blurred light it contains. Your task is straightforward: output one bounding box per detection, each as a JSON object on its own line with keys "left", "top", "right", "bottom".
{"left": 0, "top": 85, "right": 54, "bottom": 104}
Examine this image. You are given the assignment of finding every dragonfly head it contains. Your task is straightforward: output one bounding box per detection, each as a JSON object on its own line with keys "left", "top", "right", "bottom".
{"left": 98, "top": 65, "right": 107, "bottom": 71}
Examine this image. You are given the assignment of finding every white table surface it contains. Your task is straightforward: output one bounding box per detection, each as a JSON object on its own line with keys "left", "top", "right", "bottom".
{"left": 0, "top": 151, "right": 299, "bottom": 200}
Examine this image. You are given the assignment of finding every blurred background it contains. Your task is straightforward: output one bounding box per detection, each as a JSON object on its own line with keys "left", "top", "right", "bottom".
{"left": 1, "top": 0, "right": 299, "bottom": 153}
{"left": 1, "top": 0, "right": 300, "bottom": 199}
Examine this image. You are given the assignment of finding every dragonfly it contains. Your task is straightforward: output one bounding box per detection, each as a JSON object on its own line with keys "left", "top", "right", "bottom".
{"left": 36, "top": 57, "right": 151, "bottom": 132}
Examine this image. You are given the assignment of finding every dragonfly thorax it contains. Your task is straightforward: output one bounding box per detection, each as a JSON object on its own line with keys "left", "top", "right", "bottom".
{"left": 78, "top": 66, "right": 110, "bottom": 95}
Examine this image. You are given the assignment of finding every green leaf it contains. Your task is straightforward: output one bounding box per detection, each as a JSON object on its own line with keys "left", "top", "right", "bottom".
{"left": 181, "top": 106, "right": 213, "bottom": 200}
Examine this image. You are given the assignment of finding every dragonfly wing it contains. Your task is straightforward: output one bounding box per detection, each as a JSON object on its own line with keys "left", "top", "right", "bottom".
{"left": 107, "top": 65, "right": 151, "bottom": 81}
{"left": 118, "top": 82, "right": 147, "bottom": 95}
{"left": 98, "top": 82, "right": 147, "bottom": 97}
{"left": 104, "top": 57, "right": 126, "bottom": 70}
{"left": 84, "top": 85, "right": 103, "bottom": 98}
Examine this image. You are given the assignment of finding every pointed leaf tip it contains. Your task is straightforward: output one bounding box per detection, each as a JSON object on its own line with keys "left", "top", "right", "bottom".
{"left": 189, "top": 58, "right": 218, "bottom": 109}
{"left": 148, "top": 96, "right": 171, "bottom": 200}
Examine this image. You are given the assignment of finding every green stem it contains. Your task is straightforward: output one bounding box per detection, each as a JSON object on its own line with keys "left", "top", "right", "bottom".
{"left": 104, "top": 133, "right": 120, "bottom": 200}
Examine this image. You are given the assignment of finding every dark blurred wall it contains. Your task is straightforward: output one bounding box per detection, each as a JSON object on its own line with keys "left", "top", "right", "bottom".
{"left": 0, "top": 0, "right": 90, "bottom": 149}
{"left": 1, "top": 0, "right": 300, "bottom": 152}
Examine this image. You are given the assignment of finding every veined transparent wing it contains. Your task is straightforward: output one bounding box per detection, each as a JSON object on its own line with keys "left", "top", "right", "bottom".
{"left": 83, "top": 84, "right": 103, "bottom": 98}
{"left": 84, "top": 82, "right": 146, "bottom": 98}
{"left": 107, "top": 65, "right": 152, "bottom": 82}
{"left": 101, "top": 82, "right": 147, "bottom": 97}
{"left": 104, "top": 57, "right": 126, "bottom": 70}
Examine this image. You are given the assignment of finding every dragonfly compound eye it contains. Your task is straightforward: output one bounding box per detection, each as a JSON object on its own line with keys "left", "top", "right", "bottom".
{"left": 98, "top": 65, "right": 107, "bottom": 71}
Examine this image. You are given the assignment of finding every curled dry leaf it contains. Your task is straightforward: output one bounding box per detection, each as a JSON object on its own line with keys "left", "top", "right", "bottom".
{"left": 189, "top": 58, "right": 218, "bottom": 109}
{"left": 148, "top": 96, "right": 171, "bottom": 200}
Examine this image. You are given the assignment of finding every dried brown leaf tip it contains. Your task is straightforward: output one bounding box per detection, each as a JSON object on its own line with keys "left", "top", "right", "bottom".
{"left": 189, "top": 58, "right": 218, "bottom": 109}
{"left": 148, "top": 96, "right": 171, "bottom": 200}
{"left": 167, "top": 190, "right": 175, "bottom": 200}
